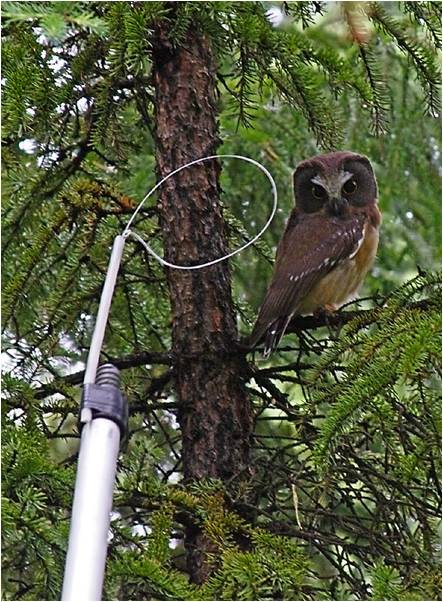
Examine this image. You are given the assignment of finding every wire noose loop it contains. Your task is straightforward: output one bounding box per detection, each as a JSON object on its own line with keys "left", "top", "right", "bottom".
{"left": 122, "top": 154, "right": 278, "bottom": 270}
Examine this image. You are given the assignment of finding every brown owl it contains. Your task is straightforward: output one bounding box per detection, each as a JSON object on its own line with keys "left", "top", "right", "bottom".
{"left": 248, "top": 151, "right": 381, "bottom": 357}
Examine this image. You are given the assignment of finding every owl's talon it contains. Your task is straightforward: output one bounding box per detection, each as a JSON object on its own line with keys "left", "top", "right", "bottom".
{"left": 324, "top": 303, "right": 337, "bottom": 313}
{"left": 313, "top": 305, "right": 336, "bottom": 319}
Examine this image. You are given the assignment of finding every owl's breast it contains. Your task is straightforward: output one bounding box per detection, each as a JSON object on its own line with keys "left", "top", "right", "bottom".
{"left": 298, "top": 223, "right": 379, "bottom": 315}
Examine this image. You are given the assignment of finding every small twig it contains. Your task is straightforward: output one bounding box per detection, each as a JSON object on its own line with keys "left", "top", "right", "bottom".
{"left": 33, "top": 350, "right": 173, "bottom": 400}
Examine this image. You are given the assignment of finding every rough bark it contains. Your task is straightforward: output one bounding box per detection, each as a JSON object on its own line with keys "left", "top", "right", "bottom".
{"left": 151, "top": 19, "right": 253, "bottom": 583}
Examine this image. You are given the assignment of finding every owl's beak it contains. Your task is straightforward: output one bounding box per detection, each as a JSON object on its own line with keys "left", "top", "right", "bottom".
{"left": 328, "top": 196, "right": 348, "bottom": 216}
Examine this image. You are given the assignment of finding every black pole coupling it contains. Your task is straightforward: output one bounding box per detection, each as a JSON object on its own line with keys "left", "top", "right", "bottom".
{"left": 80, "top": 364, "right": 128, "bottom": 445}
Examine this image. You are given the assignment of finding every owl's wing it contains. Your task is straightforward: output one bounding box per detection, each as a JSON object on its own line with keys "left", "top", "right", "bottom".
{"left": 248, "top": 211, "right": 367, "bottom": 354}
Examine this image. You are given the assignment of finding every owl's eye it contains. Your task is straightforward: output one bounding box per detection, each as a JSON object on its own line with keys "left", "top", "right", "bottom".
{"left": 311, "top": 184, "right": 327, "bottom": 200}
{"left": 342, "top": 178, "right": 358, "bottom": 195}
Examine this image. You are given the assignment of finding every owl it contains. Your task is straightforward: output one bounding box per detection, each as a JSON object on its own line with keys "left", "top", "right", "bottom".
{"left": 248, "top": 151, "right": 381, "bottom": 357}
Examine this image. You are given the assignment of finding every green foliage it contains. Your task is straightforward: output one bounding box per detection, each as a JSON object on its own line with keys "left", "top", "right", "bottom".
{"left": 107, "top": 479, "right": 310, "bottom": 600}
{"left": 2, "top": 1, "right": 441, "bottom": 601}
{"left": 309, "top": 272, "right": 441, "bottom": 464}
{"left": 200, "top": 530, "right": 308, "bottom": 601}
{"left": 109, "top": 553, "right": 195, "bottom": 601}
{"left": 370, "top": 562, "right": 403, "bottom": 601}
{"left": 369, "top": 559, "right": 442, "bottom": 601}
{"left": 2, "top": 1, "right": 108, "bottom": 41}
{"left": 370, "top": 2, "right": 441, "bottom": 117}
{"left": 1, "top": 415, "right": 73, "bottom": 600}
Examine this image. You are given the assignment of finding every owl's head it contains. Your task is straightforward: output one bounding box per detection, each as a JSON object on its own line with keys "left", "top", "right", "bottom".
{"left": 293, "top": 151, "right": 378, "bottom": 216}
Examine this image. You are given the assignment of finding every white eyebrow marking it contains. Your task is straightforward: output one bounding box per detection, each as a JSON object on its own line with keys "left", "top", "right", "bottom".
{"left": 340, "top": 170, "right": 354, "bottom": 186}
{"left": 311, "top": 175, "right": 325, "bottom": 187}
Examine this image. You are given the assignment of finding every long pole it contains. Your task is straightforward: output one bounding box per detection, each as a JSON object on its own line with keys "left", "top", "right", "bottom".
{"left": 62, "top": 236, "right": 126, "bottom": 601}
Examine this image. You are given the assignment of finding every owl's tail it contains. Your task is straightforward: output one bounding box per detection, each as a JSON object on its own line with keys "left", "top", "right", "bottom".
{"left": 262, "top": 316, "right": 292, "bottom": 357}
{"left": 246, "top": 315, "right": 292, "bottom": 358}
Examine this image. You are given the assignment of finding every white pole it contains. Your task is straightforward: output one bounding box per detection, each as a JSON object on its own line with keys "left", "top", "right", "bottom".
{"left": 61, "top": 418, "right": 121, "bottom": 601}
{"left": 62, "top": 235, "right": 127, "bottom": 601}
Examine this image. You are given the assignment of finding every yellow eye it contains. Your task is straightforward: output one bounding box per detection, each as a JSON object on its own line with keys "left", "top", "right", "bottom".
{"left": 311, "top": 184, "right": 326, "bottom": 200}
{"left": 343, "top": 178, "right": 357, "bottom": 195}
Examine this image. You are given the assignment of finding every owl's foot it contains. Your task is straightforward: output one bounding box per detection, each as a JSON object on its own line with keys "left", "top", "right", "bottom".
{"left": 313, "top": 304, "right": 337, "bottom": 319}
{"left": 314, "top": 305, "right": 341, "bottom": 338}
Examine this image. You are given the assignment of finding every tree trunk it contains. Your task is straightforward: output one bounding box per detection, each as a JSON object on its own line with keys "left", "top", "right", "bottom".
{"left": 151, "top": 19, "right": 253, "bottom": 583}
